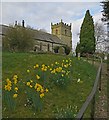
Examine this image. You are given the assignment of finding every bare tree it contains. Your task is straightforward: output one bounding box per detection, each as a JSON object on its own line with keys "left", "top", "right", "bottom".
{"left": 94, "top": 21, "right": 107, "bottom": 52}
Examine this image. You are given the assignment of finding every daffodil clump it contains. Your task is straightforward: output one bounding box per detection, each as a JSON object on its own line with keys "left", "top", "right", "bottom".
{"left": 25, "top": 79, "right": 48, "bottom": 110}
{"left": 49, "top": 58, "right": 72, "bottom": 87}
{"left": 26, "top": 80, "right": 48, "bottom": 98}
{"left": 25, "top": 66, "right": 49, "bottom": 110}
{"left": 3, "top": 75, "right": 19, "bottom": 110}
{"left": 34, "top": 83, "right": 48, "bottom": 97}
{"left": 4, "top": 75, "right": 19, "bottom": 98}
{"left": 33, "top": 63, "right": 50, "bottom": 87}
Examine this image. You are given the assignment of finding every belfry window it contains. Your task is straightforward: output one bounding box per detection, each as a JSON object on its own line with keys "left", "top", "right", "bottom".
{"left": 56, "top": 29, "right": 58, "bottom": 34}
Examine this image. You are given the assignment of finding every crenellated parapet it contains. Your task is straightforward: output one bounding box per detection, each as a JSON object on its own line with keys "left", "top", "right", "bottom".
{"left": 51, "top": 19, "right": 71, "bottom": 30}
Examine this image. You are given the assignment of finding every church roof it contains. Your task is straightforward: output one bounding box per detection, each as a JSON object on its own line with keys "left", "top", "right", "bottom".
{"left": 33, "top": 30, "right": 63, "bottom": 44}
{"left": 0, "top": 24, "right": 65, "bottom": 45}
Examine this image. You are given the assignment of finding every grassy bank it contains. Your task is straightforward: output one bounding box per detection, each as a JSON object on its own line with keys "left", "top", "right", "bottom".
{"left": 2, "top": 52, "right": 97, "bottom": 118}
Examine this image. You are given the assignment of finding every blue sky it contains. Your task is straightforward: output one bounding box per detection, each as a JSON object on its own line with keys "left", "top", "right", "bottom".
{"left": 1, "top": 1, "right": 104, "bottom": 50}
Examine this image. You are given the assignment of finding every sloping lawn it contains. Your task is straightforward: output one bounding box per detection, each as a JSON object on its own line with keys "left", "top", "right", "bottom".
{"left": 2, "top": 52, "right": 97, "bottom": 118}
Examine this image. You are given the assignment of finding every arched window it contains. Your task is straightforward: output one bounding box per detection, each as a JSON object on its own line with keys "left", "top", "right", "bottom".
{"left": 56, "top": 29, "right": 58, "bottom": 34}
{"left": 65, "top": 30, "right": 67, "bottom": 35}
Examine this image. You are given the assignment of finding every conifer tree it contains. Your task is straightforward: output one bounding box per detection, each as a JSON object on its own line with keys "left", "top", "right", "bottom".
{"left": 79, "top": 10, "right": 96, "bottom": 55}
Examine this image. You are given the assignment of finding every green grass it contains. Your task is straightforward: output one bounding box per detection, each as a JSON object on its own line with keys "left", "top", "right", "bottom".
{"left": 2, "top": 52, "right": 97, "bottom": 118}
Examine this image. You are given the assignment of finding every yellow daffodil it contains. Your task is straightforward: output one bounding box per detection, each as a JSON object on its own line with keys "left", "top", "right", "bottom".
{"left": 34, "top": 64, "right": 39, "bottom": 68}
{"left": 55, "top": 62, "right": 58, "bottom": 65}
{"left": 30, "top": 85, "right": 33, "bottom": 88}
{"left": 55, "top": 67, "right": 62, "bottom": 72}
{"left": 40, "top": 93, "right": 44, "bottom": 98}
{"left": 50, "top": 68, "right": 52, "bottom": 71}
{"left": 55, "top": 68, "right": 58, "bottom": 72}
{"left": 34, "top": 83, "right": 38, "bottom": 89}
{"left": 27, "top": 70, "right": 30, "bottom": 73}
{"left": 35, "top": 64, "right": 39, "bottom": 68}
{"left": 40, "top": 89, "right": 44, "bottom": 93}
{"left": 36, "top": 75, "right": 40, "bottom": 80}
{"left": 30, "top": 80, "right": 33, "bottom": 82}
{"left": 66, "top": 60, "right": 68, "bottom": 62}
{"left": 61, "top": 74, "right": 64, "bottom": 77}
{"left": 4, "top": 85, "right": 11, "bottom": 91}
{"left": 13, "top": 75, "right": 18, "bottom": 79}
{"left": 62, "top": 70, "right": 65, "bottom": 73}
{"left": 45, "top": 88, "right": 48, "bottom": 92}
{"left": 64, "top": 64, "right": 68, "bottom": 68}
{"left": 51, "top": 69, "right": 56, "bottom": 74}
{"left": 14, "top": 87, "right": 18, "bottom": 91}
{"left": 6, "top": 78, "right": 10, "bottom": 82}
{"left": 35, "top": 83, "right": 42, "bottom": 89}
{"left": 44, "top": 68, "right": 47, "bottom": 72}
{"left": 62, "top": 63, "right": 64, "bottom": 67}
{"left": 14, "top": 79, "right": 17, "bottom": 84}
{"left": 58, "top": 67, "right": 62, "bottom": 72}
{"left": 4, "top": 85, "right": 7, "bottom": 90}
{"left": 36, "top": 87, "right": 40, "bottom": 92}
{"left": 42, "top": 64, "right": 45, "bottom": 67}
{"left": 13, "top": 94, "right": 18, "bottom": 98}
{"left": 41, "top": 67, "right": 47, "bottom": 72}
{"left": 6, "top": 80, "right": 12, "bottom": 86}
{"left": 41, "top": 67, "right": 44, "bottom": 71}
{"left": 38, "top": 84, "right": 42, "bottom": 89}
{"left": 27, "top": 82, "right": 30, "bottom": 86}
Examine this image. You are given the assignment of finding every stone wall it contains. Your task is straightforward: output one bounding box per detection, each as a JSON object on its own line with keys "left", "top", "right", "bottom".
{"left": 34, "top": 40, "right": 53, "bottom": 52}
{"left": 34, "top": 40, "right": 63, "bottom": 53}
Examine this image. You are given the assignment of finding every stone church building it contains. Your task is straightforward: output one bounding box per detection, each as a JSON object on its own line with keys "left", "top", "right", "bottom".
{"left": 0, "top": 20, "right": 72, "bottom": 52}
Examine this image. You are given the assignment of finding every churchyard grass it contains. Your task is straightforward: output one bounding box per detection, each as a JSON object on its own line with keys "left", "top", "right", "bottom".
{"left": 2, "top": 52, "right": 97, "bottom": 118}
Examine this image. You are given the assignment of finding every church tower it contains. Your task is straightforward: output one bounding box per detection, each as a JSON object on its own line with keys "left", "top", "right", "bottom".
{"left": 51, "top": 19, "right": 72, "bottom": 49}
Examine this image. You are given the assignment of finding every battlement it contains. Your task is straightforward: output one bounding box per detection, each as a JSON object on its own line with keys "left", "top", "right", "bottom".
{"left": 51, "top": 19, "right": 71, "bottom": 30}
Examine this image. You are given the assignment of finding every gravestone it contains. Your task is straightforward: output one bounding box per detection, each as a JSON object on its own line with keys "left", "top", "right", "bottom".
{"left": 104, "top": 55, "right": 107, "bottom": 60}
